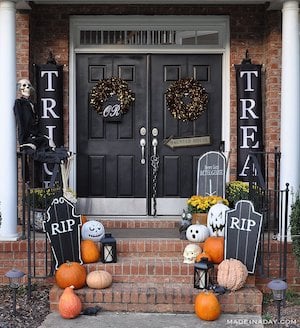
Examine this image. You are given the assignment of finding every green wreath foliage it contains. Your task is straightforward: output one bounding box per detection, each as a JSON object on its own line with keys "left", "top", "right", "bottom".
{"left": 290, "top": 196, "right": 300, "bottom": 268}
{"left": 89, "top": 77, "right": 135, "bottom": 115}
{"left": 165, "top": 78, "right": 208, "bottom": 121}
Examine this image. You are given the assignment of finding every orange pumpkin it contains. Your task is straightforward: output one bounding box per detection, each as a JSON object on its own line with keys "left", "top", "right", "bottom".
{"left": 58, "top": 285, "right": 82, "bottom": 319}
{"left": 80, "top": 240, "right": 100, "bottom": 263}
{"left": 203, "top": 236, "right": 224, "bottom": 264}
{"left": 81, "top": 215, "right": 88, "bottom": 227}
{"left": 195, "top": 251, "right": 212, "bottom": 263}
{"left": 55, "top": 261, "right": 87, "bottom": 289}
{"left": 194, "top": 291, "right": 221, "bottom": 321}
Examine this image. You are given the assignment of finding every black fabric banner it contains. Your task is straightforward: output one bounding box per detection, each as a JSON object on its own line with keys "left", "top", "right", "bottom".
{"left": 235, "top": 62, "right": 264, "bottom": 184}
{"left": 35, "top": 64, "right": 64, "bottom": 147}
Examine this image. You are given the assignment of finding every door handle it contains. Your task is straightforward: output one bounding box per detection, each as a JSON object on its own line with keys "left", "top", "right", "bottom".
{"left": 140, "top": 138, "right": 146, "bottom": 164}
{"left": 152, "top": 138, "right": 158, "bottom": 157}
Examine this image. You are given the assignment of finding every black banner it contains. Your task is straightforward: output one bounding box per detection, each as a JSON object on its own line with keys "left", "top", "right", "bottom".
{"left": 35, "top": 64, "right": 64, "bottom": 147}
{"left": 235, "top": 60, "right": 264, "bottom": 183}
{"left": 35, "top": 64, "right": 64, "bottom": 187}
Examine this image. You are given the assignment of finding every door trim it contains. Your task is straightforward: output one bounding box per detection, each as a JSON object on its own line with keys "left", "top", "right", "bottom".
{"left": 69, "top": 15, "right": 231, "bottom": 212}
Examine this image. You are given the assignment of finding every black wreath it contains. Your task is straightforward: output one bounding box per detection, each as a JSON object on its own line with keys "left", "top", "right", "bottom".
{"left": 165, "top": 78, "right": 208, "bottom": 121}
{"left": 89, "top": 77, "right": 135, "bottom": 115}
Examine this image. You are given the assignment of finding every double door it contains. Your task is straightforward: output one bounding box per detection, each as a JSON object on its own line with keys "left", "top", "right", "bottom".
{"left": 76, "top": 54, "right": 222, "bottom": 215}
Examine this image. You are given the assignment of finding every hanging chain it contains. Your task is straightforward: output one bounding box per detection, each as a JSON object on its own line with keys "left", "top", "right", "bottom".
{"left": 151, "top": 153, "right": 159, "bottom": 217}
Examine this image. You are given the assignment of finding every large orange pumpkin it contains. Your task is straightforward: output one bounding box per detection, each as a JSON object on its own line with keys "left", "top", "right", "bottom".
{"left": 194, "top": 291, "right": 221, "bottom": 321}
{"left": 203, "top": 236, "right": 224, "bottom": 264}
{"left": 80, "top": 239, "right": 100, "bottom": 263}
{"left": 55, "top": 261, "right": 87, "bottom": 289}
{"left": 58, "top": 285, "right": 82, "bottom": 319}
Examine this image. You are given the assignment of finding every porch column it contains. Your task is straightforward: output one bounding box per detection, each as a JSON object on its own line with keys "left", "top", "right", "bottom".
{"left": 0, "top": 0, "right": 18, "bottom": 240}
{"left": 280, "top": 0, "right": 300, "bottom": 240}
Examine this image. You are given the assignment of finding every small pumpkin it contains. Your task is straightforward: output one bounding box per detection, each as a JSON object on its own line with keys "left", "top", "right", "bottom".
{"left": 81, "top": 220, "right": 105, "bottom": 242}
{"left": 195, "top": 251, "right": 212, "bottom": 263}
{"left": 203, "top": 236, "right": 224, "bottom": 264}
{"left": 186, "top": 224, "right": 210, "bottom": 243}
{"left": 194, "top": 291, "right": 221, "bottom": 321}
{"left": 81, "top": 240, "right": 100, "bottom": 263}
{"left": 58, "top": 285, "right": 82, "bottom": 319}
{"left": 217, "top": 258, "right": 248, "bottom": 291}
{"left": 86, "top": 270, "right": 113, "bottom": 289}
{"left": 55, "top": 261, "right": 87, "bottom": 289}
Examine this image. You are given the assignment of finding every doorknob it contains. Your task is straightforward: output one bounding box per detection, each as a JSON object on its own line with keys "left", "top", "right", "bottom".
{"left": 140, "top": 138, "right": 146, "bottom": 164}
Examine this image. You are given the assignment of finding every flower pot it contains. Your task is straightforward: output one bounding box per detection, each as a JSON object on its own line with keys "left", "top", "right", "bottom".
{"left": 192, "top": 213, "right": 207, "bottom": 225}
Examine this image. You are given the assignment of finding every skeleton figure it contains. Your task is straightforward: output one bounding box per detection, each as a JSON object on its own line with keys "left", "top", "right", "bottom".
{"left": 14, "top": 78, "right": 55, "bottom": 151}
{"left": 183, "top": 243, "right": 202, "bottom": 264}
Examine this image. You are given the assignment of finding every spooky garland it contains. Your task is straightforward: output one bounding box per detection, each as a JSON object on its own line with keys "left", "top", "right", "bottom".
{"left": 165, "top": 78, "right": 208, "bottom": 121}
{"left": 89, "top": 77, "right": 135, "bottom": 115}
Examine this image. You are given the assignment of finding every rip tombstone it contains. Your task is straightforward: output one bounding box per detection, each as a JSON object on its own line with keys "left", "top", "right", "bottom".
{"left": 43, "top": 197, "right": 82, "bottom": 269}
{"left": 196, "top": 151, "right": 226, "bottom": 197}
{"left": 224, "top": 200, "right": 263, "bottom": 273}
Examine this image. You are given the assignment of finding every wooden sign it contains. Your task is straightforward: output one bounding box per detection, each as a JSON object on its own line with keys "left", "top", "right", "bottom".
{"left": 196, "top": 151, "right": 226, "bottom": 197}
{"left": 43, "top": 197, "right": 82, "bottom": 269}
{"left": 164, "top": 135, "right": 211, "bottom": 149}
{"left": 224, "top": 200, "right": 263, "bottom": 273}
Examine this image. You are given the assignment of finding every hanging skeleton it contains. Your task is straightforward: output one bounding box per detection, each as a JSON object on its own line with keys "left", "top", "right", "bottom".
{"left": 60, "top": 154, "right": 76, "bottom": 203}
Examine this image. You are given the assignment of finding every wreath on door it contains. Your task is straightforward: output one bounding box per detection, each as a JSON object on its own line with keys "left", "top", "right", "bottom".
{"left": 165, "top": 78, "right": 208, "bottom": 121}
{"left": 89, "top": 77, "right": 135, "bottom": 115}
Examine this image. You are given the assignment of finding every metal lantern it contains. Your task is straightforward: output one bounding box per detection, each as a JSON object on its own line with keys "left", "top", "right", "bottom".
{"left": 267, "top": 279, "right": 288, "bottom": 324}
{"left": 101, "top": 233, "right": 117, "bottom": 263}
{"left": 194, "top": 257, "right": 214, "bottom": 289}
{"left": 5, "top": 269, "right": 25, "bottom": 315}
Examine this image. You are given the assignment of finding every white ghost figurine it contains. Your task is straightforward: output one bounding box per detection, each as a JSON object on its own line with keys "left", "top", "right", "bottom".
{"left": 183, "top": 243, "right": 202, "bottom": 264}
{"left": 207, "top": 203, "right": 229, "bottom": 237}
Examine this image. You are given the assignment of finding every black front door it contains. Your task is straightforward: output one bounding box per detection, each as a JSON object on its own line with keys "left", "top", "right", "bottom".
{"left": 76, "top": 54, "right": 222, "bottom": 215}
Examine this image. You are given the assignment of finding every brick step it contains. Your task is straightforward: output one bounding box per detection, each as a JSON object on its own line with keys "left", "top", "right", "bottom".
{"left": 49, "top": 283, "right": 262, "bottom": 314}
{"left": 84, "top": 257, "right": 256, "bottom": 286}
{"left": 115, "top": 238, "right": 191, "bottom": 257}
{"left": 92, "top": 217, "right": 181, "bottom": 230}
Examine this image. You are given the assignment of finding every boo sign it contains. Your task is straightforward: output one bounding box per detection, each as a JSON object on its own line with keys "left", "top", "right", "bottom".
{"left": 224, "top": 200, "right": 262, "bottom": 273}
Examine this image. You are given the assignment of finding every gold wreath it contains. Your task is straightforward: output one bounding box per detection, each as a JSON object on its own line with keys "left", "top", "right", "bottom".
{"left": 89, "top": 77, "right": 135, "bottom": 115}
{"left": 165, "top": 78, "right": 208, "bottom": 121}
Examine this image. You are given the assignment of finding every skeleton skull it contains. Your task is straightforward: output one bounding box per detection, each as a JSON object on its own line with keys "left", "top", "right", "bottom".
{"left": 183, "top": 243, "right": 202, "bottom": 264}
{"left": 17, "top": 79, "right": 34, "bottom": 98}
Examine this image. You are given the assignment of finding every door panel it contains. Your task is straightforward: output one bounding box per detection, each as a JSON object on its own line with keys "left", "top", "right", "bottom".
{"left": 76, "top": 54, "right": 148, "bottom": 214}
{"left": 76, "top": 53, "right": 222, "bottom": 215}
{"left": 150, "top": 54, "right": 222, "bottom": 214}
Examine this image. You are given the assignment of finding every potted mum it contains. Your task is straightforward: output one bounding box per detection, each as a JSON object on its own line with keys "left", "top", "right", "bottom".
{"left": 225, "top": 180, "right": 249, "bottom": 208}
{"left": 28, "top": 187, "right": 60, "bottom": 232}
{"left": 187, "top": 195, "right": 229, "bottom": 224}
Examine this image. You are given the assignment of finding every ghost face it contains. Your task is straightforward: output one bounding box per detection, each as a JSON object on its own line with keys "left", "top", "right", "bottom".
{"left": 183, "top": 243, "right": 202, "bottom": 264}
{"left": 207, "top": 203, "right": 229, "bottom": 237}
{"left": 17, "top": 79, "right": 34, "bottom": 98}
{"left": 81, "top": 220, "right": 105, "bottom": 242}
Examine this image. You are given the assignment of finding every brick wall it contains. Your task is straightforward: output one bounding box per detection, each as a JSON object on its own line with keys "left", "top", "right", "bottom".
{"left": 16, "top": 4, "right": 281, "bottom": 159}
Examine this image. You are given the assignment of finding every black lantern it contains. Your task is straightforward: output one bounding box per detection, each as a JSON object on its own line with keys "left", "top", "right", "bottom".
{"left": 5, "top": 269, "right": 25, "bottom": 315}
{"left": 267, "top": 279, "right": 288, "bottom": 324}
{"left": 194, "top": 257, "right": 214, "bottom": 289}
{"left": 101, "top": 233, "right": 117, "bottom": 263}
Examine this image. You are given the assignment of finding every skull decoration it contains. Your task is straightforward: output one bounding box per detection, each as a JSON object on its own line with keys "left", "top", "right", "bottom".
{"left": 81, "top": 220, "right": 105, "bottom": 242}
{"left": 17, "top": 78, "right": 34, "bottom": 98}
{"left": 207, "top": 203, "right": 230, "bottom": 237}
{"left": 183, "top": 243, "right": 202, "bottom": 264}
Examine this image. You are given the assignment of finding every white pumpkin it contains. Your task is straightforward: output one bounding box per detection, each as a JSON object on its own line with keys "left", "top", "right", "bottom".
{"left": 207, "top": 203, "right": 229, "bottom": 237}
{"left": 81, "top": 220, "right": 105, "bottom": 242}
{"left": 186, "top": 224, "right": 210, "bottom": 243}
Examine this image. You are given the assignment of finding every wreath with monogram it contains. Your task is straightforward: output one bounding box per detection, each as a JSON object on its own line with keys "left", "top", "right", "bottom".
{"left": 89, "top": 77, "right": 135, "bottom": 116}
{"left": 165, "top": 78, "right": 208, "bottom": 121}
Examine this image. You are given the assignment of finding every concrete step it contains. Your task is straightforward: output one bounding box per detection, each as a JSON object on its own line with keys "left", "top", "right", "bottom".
{"left": 49, "top": 283, "right": 262, "bottom": 314}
